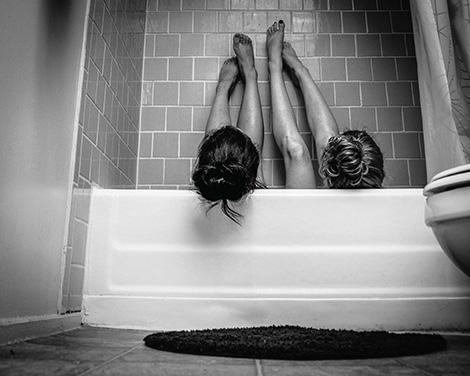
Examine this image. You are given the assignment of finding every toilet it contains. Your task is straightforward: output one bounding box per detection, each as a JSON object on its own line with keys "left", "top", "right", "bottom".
{"left": 424, "top": 163, "right": 470, "bottom": 278}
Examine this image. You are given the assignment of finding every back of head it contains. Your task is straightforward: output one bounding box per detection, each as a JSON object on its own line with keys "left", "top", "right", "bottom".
{"left": 319, "top": 130, "right": 384, "bottom": 188}
{"left": 192, "top": 126, "right": 263, "bottom": 223}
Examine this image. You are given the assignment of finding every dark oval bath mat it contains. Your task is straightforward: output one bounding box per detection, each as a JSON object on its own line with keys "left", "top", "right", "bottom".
{"left": 144, "top": 325, "right": 447, "bottom": 360}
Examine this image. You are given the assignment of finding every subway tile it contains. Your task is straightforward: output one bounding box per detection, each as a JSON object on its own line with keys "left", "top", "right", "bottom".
{"left": 381, "top": 34, "right": 407, "bottom": 56}
{"left": 193, "top": 107, "right": 212, "bottom": 131}
{"left": 232, "top": 0, "right": 253, "bottom": 9}
{"left": 372, "top": 58, "right": 397, "bottom": 81}
{"left": 153, "top": 82, "right": 179, "bottom": 105}
{"left": 403, "top": 107, "right": 422, "bottom": 131}
{"left": 357, "top": 34, "right": 381, "bottom": 56}
{"left": 180, "top": 82, "right": 205, "bottom": 105}
{"left": 371, "top": 132, "right": 393, "bottom": 159}
{"left": 321, "top": 58, "right": 346, "bottom": 81}
{"left": 71, "top": 220, "right": 87, "bottom": 266}
{"left": 155, "top": 35, "right": 180, "bottom": 56}
{"left": 69, "top": 264, "right": 85, "bottom": 299}
{"left": 378, "top": 0, "right": 402, "bottom": 10}
{"left": 138, "top": 159, "right": 164, "bottom": 184}
{"left": 409, "top": 159, "right": 427, "bottom": 186}
{"left": 393, "top": 132, "right": 421, "bottom": 158}
{"left": 387, "top": 82, "right": 413, "bottom": 106}
{"left": 256, "top": 0, "right": 280, "bottom": 10}
{"left": 350, "top": 107, "right": 376, "bottom": 130}
{"left": 280, "top": 0, "right": 303, "bottom": 10}
{"left": 167, "top": 107, "right": 192, "bottom": 131}
{"left": 405, "top": 33, "right": 415, "bottom": 56}
{"left": 195, "top": 58, "right": 219, "bottom": 80}
{"left": 80, "top": 137, "right": 92, "bottom": 180}
{"left": 317, "top": 82, "right": 334, "bottom": 106}
{"left": 273, "top": 158, "right": 286, "bottom": 186}
{"left": 361, "top": 82, "right": 387, "bottom": 106}
{"left": 169, "top": 58, "right": 193, "bottom": 80}
{"left": 164, "top": 159, "right": 192, "bottom": 184}
{"left": 331, "top": 34, "right": 355, "bottom": 56}
{"left": 194, "top": 11, "right": 218, "bottom": 32}
{"left": 139, "top": 133, "right": 152, "bottom": 157}
{"left": 306, "top": 34, "right": 330, "bottom": 56}
{"left": 383, "top": 158, "right": 409, "bottom": 187}
{"left": 292, "top": 12, "right": 315, "bottom": 33}
{"left": 219, "top": 11, "right": 244, "bottom": 31}
{"left": 377, "top": 107, "right": 403, "bottom": 132}
{"left": 342, "top": 11, "right": 366, "bottom": 33}
{"left": 330, "top": 0, "right": 353, "bottom": 10}
{"left": 207, "top": 0, "right": 230, "bottom": 9}
{"left": 153, "top": 132, "right": 179, "bottom": 157}
{"left": 169, "top": 12, "right": 193, "bottom": 33}
{"left": 183, "top": 0, "right": 205, "bottom": 10}
{"left": 142, "top": 82, "right": 153, "bottom": 105}
{"left": 141, "top": 107, "right": 166, "bottom": 131}
{"left": 146, "top": 12, "right": 169, "bottom": 33}
{"left": 335, "top": 82, "right": 360, "bottom": 106}
{"left": 158, "top": 0, "right": 181, "bottom": 11}
{"left": 396, "top": 57, "right": 418, "bottom": 80}
{"left": 180, "top": 132, "right": 205, "bottom": 157}
{"left": 145, "top": 34, "right": 155, "bottom": 57}
{"left": 391, "top": 10, "right": 413, "bottom": 32}
{"left": 353, "top": 0, "right": 377, "bottom": 10}
{"left": 331, "top": 107, "right": 350, "bottom": 129}
{"left": 347, "top": 58, "right": 372, "bottom": 80}
{"left": 243, "top": 12, "right": 268, "bottom": 32}
{"left": 366, "top": 11, "right": 392, "bottom": 33}
{"left": 143, "top": 58, "right": 168, "bottom": 80}
{"left": 205, "top": 34, "right": 231, "bottom": 56}
{"left": 316, "top": 11, "right": 342, "bottom": 33}
{"left": 303, "top": 0, "right": 328, "bottom": 11}
{"left": 181, "top": 34, "right": 204, "bottom": 56}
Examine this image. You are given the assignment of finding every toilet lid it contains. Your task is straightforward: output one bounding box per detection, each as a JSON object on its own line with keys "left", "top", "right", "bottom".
{"left": 430, "top": 163, "right": 470, "bottom": 182}
{"left": 423, "top": 171, "right": 470, "bottom": 196}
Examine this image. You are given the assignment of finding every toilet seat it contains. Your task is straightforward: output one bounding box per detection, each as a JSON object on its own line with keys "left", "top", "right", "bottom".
{"left": 430, "top": 163, "right": 470, "bottom": 182}
{"left": 423, "top": 164, "right": 470, "bottom": 197}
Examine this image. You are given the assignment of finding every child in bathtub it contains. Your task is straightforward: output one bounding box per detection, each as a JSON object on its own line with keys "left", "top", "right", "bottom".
{"left": 266, "top": 21, "right": 385, "bottom": 189}
{"left": 192, "top": 33, "right": 265, "bottom": 224}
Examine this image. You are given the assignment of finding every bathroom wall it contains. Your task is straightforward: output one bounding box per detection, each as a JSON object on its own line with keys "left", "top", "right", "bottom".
{"left": 138, "top": 0, "right": 425, "bottom": 189}
{"left": 0, "top": 0, "right": 88, "bottom": 321}
{"left": 62, "top": 0, "right": 146, "bottom": 313}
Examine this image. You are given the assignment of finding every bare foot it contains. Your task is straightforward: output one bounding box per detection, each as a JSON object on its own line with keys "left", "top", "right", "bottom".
{"left": 217, "top": 57, "right": 240, "bottom": 93}
{"left": 266, "top": 20, "right": 285, "bottom": 70}
{"left": 282, "top": 41, "right": 303, "bottom": 87}
{"left": 233, "top": 33, "right": 256, "bottom": 80}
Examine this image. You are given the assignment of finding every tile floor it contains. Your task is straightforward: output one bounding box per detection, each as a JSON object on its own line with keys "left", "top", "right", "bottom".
{"left": 0, "top": 326, "right": 469, "bottom": 375}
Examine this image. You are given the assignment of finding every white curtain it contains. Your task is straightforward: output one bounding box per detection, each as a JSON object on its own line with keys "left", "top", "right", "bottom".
{"left": 410, "top": 0, "right": 470, "bottom": 181}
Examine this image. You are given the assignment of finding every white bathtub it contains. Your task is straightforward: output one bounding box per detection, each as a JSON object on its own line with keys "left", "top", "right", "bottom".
{"left": 83, "top": 189, "right": 470, "bottom": 331}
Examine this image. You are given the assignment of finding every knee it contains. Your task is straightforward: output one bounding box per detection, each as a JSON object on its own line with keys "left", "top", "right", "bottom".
{"left": 282, "top": 136, "right": 310, "bottom": 162}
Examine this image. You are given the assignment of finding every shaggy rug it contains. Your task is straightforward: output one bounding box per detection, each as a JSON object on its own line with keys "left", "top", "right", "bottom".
{"left": 144, "top": 325, "right": 447, "bottom": 360}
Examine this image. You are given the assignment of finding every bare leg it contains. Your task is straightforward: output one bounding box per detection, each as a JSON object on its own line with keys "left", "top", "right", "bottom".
{"left": 266, "top": 21, "right": 316, "bottom": 189}
{"left": 233, "top": 33, "right": 265, "bottom": 181}
{"left": 282, "top": 41, "right": 339, "bottom": 160}
{"left": 205, "top": 57, "right": 239, "bottom": 134}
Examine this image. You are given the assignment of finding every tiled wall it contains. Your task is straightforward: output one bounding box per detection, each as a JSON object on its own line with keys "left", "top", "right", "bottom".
{"left": 138, "top": 0, "right": 426, "bottom": 189}
{"left": 61, "top": 0, "right": 146, "bottom": 313}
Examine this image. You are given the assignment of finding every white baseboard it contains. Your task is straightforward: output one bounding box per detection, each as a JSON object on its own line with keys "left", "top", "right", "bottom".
{"left": 0, "top": 312, "right": 82, "bottom": 346}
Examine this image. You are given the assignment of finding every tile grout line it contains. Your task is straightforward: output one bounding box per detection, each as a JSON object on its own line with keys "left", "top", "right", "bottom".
{"left": 76, "top": 343, "right": 144, "bottom": 376}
